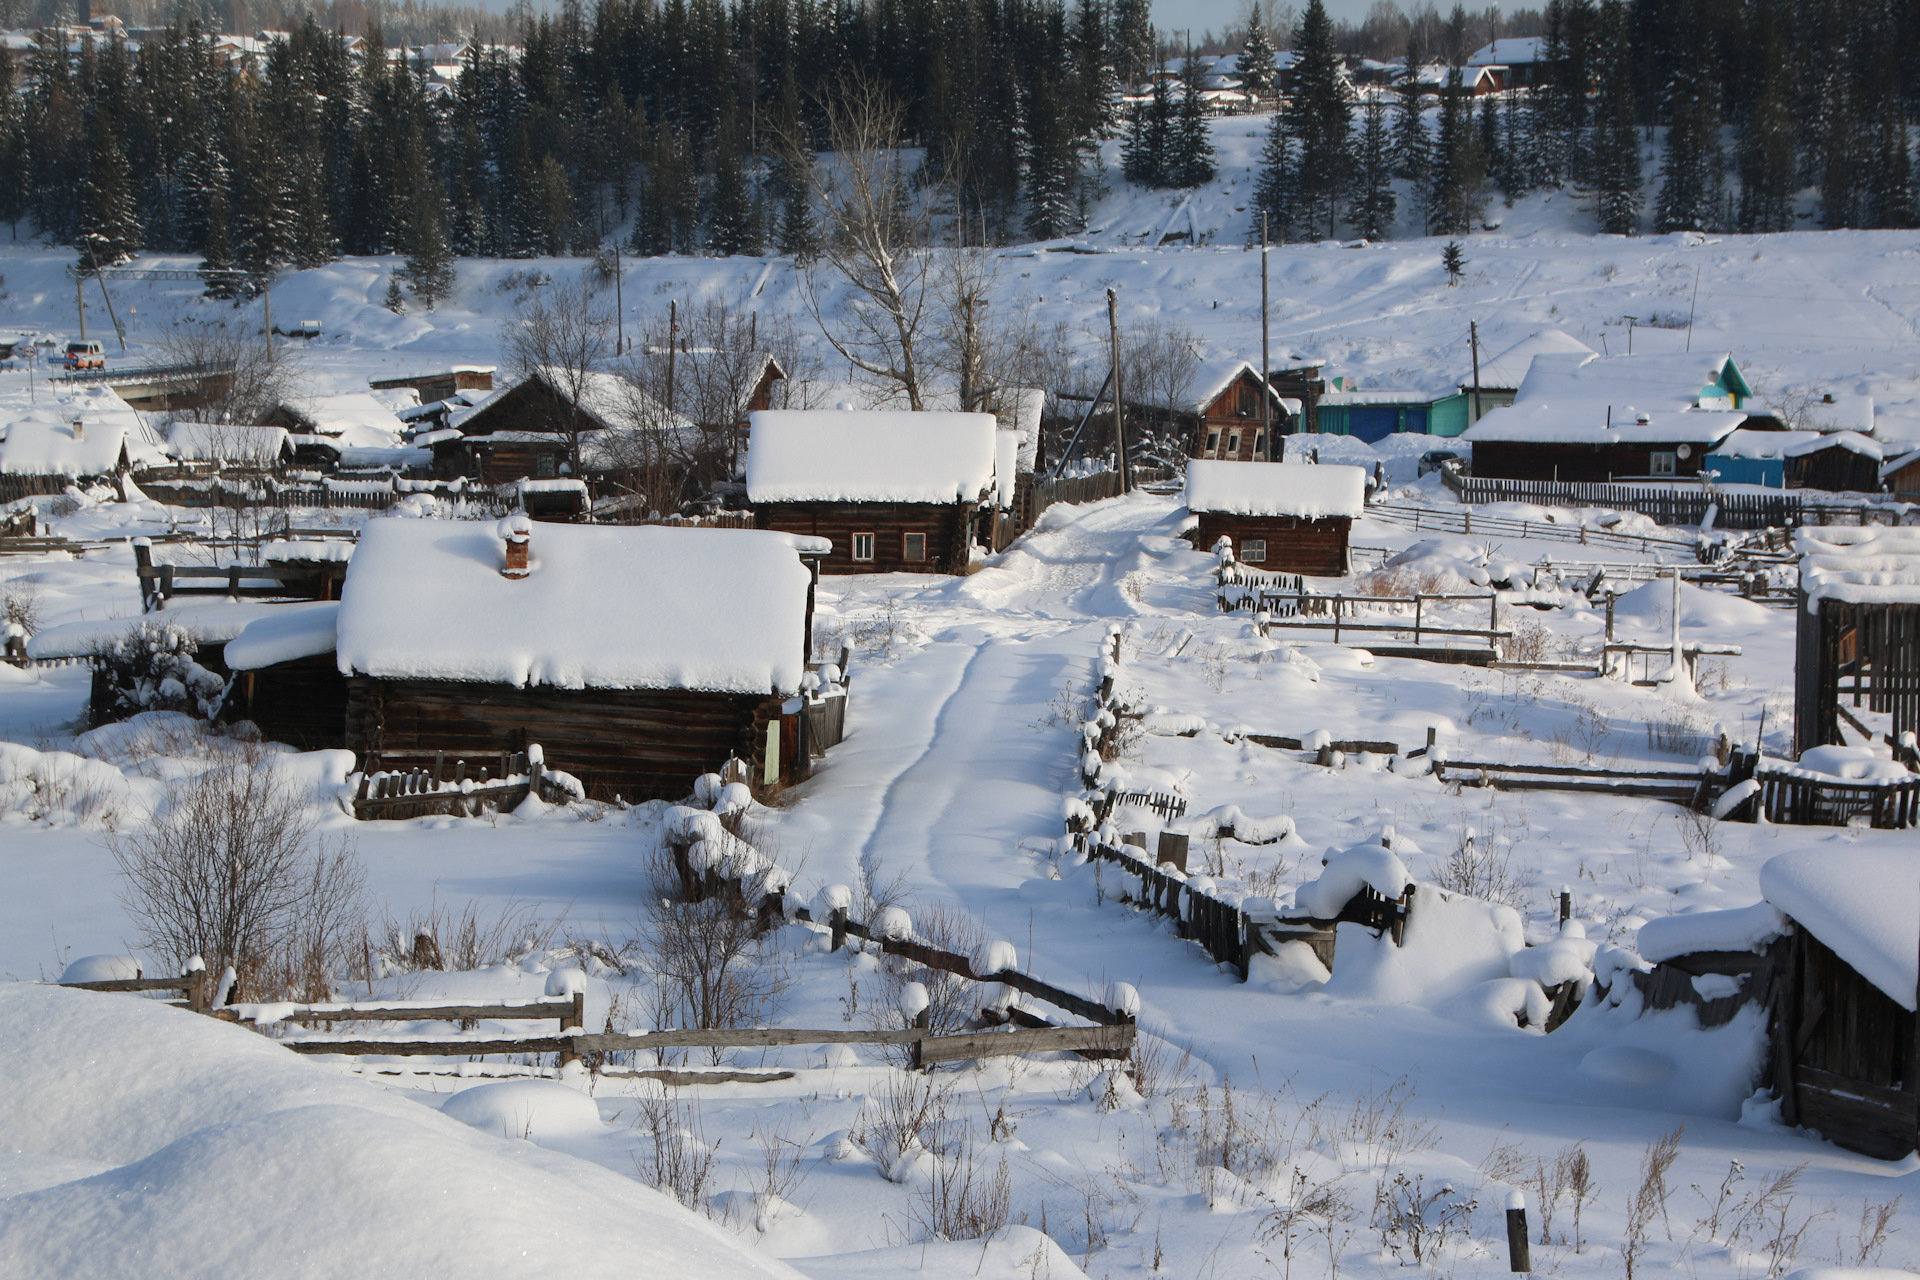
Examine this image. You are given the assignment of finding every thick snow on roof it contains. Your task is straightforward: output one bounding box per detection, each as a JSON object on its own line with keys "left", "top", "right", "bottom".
{"left": 335, "top": 519, "right": 813, "bottom": 694}
{"left": 0, "top": 410, "right": 138, "bottom": 476}
{"left": 225, "top": 602, "right": 340, "bottom": 670}
{"left": 1462, "top": 400, "right": 1745, "bottom": 446}
{"left": 165, "top": 422, "right": 290, "bottom": 464}
{"left": 26, "top": 600, "right": 337, "bottom": 660}
{"left": 1320, "top": 389, "right": 1437, "bottom": 406}
{"left": 1883, "top": 446, "right": 1920, "bottom": 479}
{"left": 1471, "top": 328, "right": 1596, "bottom": 391}
{"left": 1635, "top": 901, "right": 1787, "bottom": 963}
{"left": 746, "top": 410, "right": 998, "bottom": 504}
{"left": 1797, "top": 527, "right": 1920, "bottom": 606}
{"left": 1783, "top": 429, "right": 1881, "bottom": 459}
{"left": 1185, "top": 460, "right": 1366, "bottom": 518}
{"left": 1515, "top": 351, "right": 1748, "bottom": 410}
{"left": 278, "top": 394, "right": 406, "bottom": 448}
{"left": 1708, "top": 428, "right": 1823, "bottom": 459}
{"left": 1762, "top": 850, "right": 1920, "bottom": 1010}
{"left": 1468, "top": 35, "right": 1546, "bottom": 64}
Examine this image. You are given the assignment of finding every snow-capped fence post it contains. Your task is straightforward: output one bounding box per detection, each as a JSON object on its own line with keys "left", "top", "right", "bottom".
{"left": 828, "top": 907, "right": 848, "bottom": 953}
{"left": 1504, "top": 1191, "right": 1531, "bottom": 1272}
{"left": 1558, "top": 888, "right": 1572, "bottom": 926}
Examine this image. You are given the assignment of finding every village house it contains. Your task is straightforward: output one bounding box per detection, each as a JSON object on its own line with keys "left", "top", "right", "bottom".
{"left": 1632, "top": 849, "right": 1920, "bottom": 1159}
{"left": 162, "top": 422, "right": 293, "bottom": 474}
{"left": 367, "top": 366, "right": 496, "bottom": 404}
{"left": 321, "top": 516, "right": 828, "bottom": 801}
{"left": 1183, "top": 460, "right": 1366, "bottom": 576}
{"left": 1884, "top": 446, "right": 1920, "bottom": 497}
{"left": 747, "top": 409, "right": 998, "bottom": 574}
{"left": 0, "top": 404, "right": 166, "bottom": 501}
{"left": 1461, "top": 351, "right": 1753, "bottom": 482}
{"left": 432, "top": 366, "right": 691, "bottom": 485}
{"left": 1176, "top": 359, "right": 1303, "bottom": 462}
{"left": 264, "top": 392, "right": 410, "bottom": 470}
{"left": 1467, "top": 37, "right": 1551, "bottom": 88}
{"left": 1458, "top": 328, "right": 1597, "bottom": 423}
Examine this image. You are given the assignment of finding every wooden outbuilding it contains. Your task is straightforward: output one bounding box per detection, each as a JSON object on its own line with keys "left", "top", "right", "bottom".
{"left": 1183, "top": 460, "right": 1366, "bottom": 576}
{"left": 1885, "top": 447, "right": 1920, "bottom": 499}
{"left": 368, "top": 366, "right": 496, "bottom": 402}
{"left": 1783, "top": 432, "right": 1883, "bottom": 493}
{"left": 1178, "top": 360, "right": 1302, "bottom": 462}
{"left": 746, "top": 409, "right": 998, "bottom": 575}
{"left": 329, "top": 516, "right": 829, "bottom": 801}
{"left": 1632, "top": 851, "right": 1920, "bottom": 1159}
{"left": 1792, "top": 527, "right": 1920, "bottom": 755}
{"left": 222, "top": 604, "right": 350, "bottom": 750}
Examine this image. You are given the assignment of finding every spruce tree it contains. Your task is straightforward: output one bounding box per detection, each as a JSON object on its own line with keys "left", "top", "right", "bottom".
{"left": 78, "top": 111, "right": 142, "bottom": 270}
{"left": 1349, "top": 94, "right": 1396, "bottom": 239}
{"left": 1285, "top": 0, "right": 1350, "bottom": 238}
{"left": 1236, "top": 3, "right": 1279, "bottom": 99}
{"left": 1253, "top": 110, "right": 1300, "bottom": 241}
{"left": 1392, "top": 83, "right": 1430, "bottom": 186}
{"left": 383, "top": 275, "right": 406, "bottom": 313}
{"left": 1442, "top": 239, "right": 1465, "bottom": 284}
{"left": 399, "top": 195, "right": 456, "bottom": 308}
{"left": 1122, "top": 74, "right": 1175, "bottom": 185}
{"left": 1588, "top": 0, "right": 1640, "bottom": 235}
{"left": 1426, "top": 70, "right": 1483, "bottom": 235}
{"left": 705, "top": 106, "right": 760, "bottom": 256}
{"left": 1025, "top": 77, "right": 1086, "bottom": 240}
{"left": 1172, "top": 55, "right": 1217, "bottom": 187}
{"left": 1653, "top": 47, "right": 1724, "bottom": 233}
{"left": 1113, "top": 0, "right": 1156, "bottom": 91}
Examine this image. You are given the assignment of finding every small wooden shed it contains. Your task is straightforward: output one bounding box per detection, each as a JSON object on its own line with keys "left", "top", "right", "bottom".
{"left": 1178, "top": 360, "right": 1301, "bottom": 462}
{"left": 222, "top": 604, "right": 350, "bottom": 750}
{"left": 1793, "top": 527, "right": 1920, "bottom": 754}
{"left": 1183, "top": 460, "right": 1366, "bottom": 576}
{"left": 1783, "top": 432, "right": 1883, "bottom": 493}
{"left": 368, "top": 366, "right": 496, "bottom": 402}
{"left": 746, "top": 409, "right": 998, "bottom": 575}
{"left": 1633, "top": 850, "right": 1920, "bottom": 1159}
{"left": 1884, "top": 447, "right": 1920, "bottom": 499}
{"left": 332, "top": 516, "right": 826, "bottom": 801}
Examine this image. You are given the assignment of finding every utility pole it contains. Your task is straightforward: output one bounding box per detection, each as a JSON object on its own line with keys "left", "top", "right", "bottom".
{"left": 666, "top": 298, "right": 678, "bottom": 414}
{"left": 1260, "top": 211, "right": 1272, "bottom": 461}
{"left": 1468, "top": 319, "right": 1483, "bottom": 424}
{"left": 263, "top": 276, "right": 275, "bottom": 364}
{"left": 1108, "top": 287, "right": 1130, "bottom": 492}
{"left": 1625, "top": 315, "right": 1637, "bottom": 357}
{"left": 613, "top": 242, "right": 624, "bottom": 355}
{"left": 95, "top": 273, "right": 127, "bottom": 352}
{"left": 76, "top": 272, "right": 86, "bottom": 341}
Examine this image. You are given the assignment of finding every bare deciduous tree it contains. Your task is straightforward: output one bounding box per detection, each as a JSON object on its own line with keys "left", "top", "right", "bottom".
{"left": 504, "top": 274, "right": 616, "bottom": 473}
{"left": 153, "top": 318, "right": 305, "bottom": 426}
{"left": 781, "top": 75, "right": 936, "bottom": 410}
{"left": 110, "top": 765, "right": 365, "bottom": 1002}
{"left": 641, "top": 844, "right": 791, "bottom": 1063}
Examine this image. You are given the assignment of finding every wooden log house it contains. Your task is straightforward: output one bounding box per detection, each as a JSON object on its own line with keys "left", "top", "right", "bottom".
{"left": 223, "top": 604, "right": 350, "bottom": 750}
{"left": 1884, "top": 446, "right": 1920, "bottom": 499}
{"left": 746, "top": 409, "right": 999, "bottom": 575}
{"left": 1792, "top": 527, "right": 1920, "bottom": 755}
{"left": 433, "top": 367, "right": 691, "bottom": 486}
{"left": 1632, "top": 850, "right": 1920, "bottom": 1159}
{"left": 368, "top": 366, "right": 496, "bottom": 403}
{"left": 1183, "top": 459, "right": 1366, "bottom": 576}
{"left": 328, "top": 515, "right": 829, "bottom": 801}
{"left": 1178, "top": 360, "right": 1302, "bottom": 462}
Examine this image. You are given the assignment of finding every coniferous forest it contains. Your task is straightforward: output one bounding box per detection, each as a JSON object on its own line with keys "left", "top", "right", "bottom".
{"left": 0, "top": 0, "right": 1916, "bottom": 291}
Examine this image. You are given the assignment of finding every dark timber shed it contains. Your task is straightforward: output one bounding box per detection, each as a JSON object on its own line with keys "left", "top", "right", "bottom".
{"left": 1182, "top": 459, "right": 1367, "bottom": 576}
{"left": 746, "top": 409, "right": 999, "bottom": 575}
{"left": 1792, "top": 527, "right": 1920, "bottom": 755}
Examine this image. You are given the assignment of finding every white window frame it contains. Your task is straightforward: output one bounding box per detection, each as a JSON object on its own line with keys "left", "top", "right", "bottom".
{"left": 1205, "top": 430, "right": 1220, "bottom": 455}
{"left": 1226, "top": 432, "right": 1240, "bottom": 456}
{"left": 1649, "top": 451, "right": 1678, "bottom": 476}
{"left": 851, "top": 531, "right": 876, "bottom": 562}
{"left": 1240, "top": 538, "right": 1268, "bottom": 563}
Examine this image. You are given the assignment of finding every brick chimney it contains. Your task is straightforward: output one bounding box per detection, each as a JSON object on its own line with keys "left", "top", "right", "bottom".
{"left": 70, "top": 419, "right": 84, "bottom": 441}
{"left": 500, "top": 514, "right": 532, "bottom": 578}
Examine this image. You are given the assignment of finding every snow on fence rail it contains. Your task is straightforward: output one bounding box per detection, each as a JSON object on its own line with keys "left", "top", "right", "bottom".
{"left": 351, "top": 746, "right": 584, "bottom": 820}
{"left": 1369, "top": 500, "right": 1702, "bottom": 557}
{"left": 1441, "top": 472, "right": 1919, "bottom": 531}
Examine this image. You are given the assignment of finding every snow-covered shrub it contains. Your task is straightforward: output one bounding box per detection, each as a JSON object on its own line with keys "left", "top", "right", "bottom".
{"left": 88, "top": 621, "right": 227, "bottom": 727}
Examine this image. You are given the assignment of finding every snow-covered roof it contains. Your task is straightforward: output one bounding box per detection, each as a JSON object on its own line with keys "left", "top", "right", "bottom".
{"left": 225, "top": 603, "right": 340, "bottom": 670}
{"left": 1468, "top": 36, "right": 1547, "bottom": 65}
{"left": 334, "top": 519, "right": 816, "bottom": 695}
{"left": 26, "top": 600, "right": 336, "bottom": 661}
{"left": 745, "top": 410, "right": 998, "bottom": 505}
{"left": 1320, "top": 390, "right": 1437, "bottom": 407}
{"left": 1883, "top": 446, "right": 1920, "bottom": 480}
{"left": 276, "top": 394, "right": 406, "bottom": 448}
{"left": 1783, "top": 430, "right": 1881, "bottom": 460}
{"left": 1184, "top": 460, "right": 1367, "bottom": 519}
{"left": 1762, "top": 850, "right": 1920, "bottom": 1010}
{"left": 1471, "top": 328, "right": 1596, "bottom": 391}
{"left": 1706, "top": 428, "right": 1822, "bottom": 459}
{"left": 1462, "top": 401, "right": 1745, "bottom": 446}
{"left": 165, "top": 422, "right": 291, "bottom": 464}
{"left": 0, "top": 409, "right": 161, "bottom": 476}
{"left": 459, "top": 369, "right": 691, "bottom": 435}
{"left": 1514, "top": 351, "right": 1752, "bottom": 410}
{"left": 1796, "top": 526, "right": 1920, "bottom": 607}
{"left": 1635, "top": 901, "right": 1787, "bottom": 964}
{"left": 1185, "top": 358, "right": 1268, "bottom": 416}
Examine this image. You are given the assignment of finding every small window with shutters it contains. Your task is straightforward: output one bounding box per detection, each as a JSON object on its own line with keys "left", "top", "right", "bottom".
{"left": 903, "top": 531, "right": 927, "bottom": 561}
{"left": 851, "top": 532, "right": 876, "bottom": 561}
{"left": 1241, "top": 539, "right": 1267, "bottom": 563}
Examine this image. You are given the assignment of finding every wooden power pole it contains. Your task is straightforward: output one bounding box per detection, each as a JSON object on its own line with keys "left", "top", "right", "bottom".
{"left": 1108, "top": 287, "right": 1130, "bottom": 492}
{"left": 1261, "top": 211, "right": 1272, "bottom": 460}
{"left": 1468, "top": 319, "right": 1483, "bottom": 425}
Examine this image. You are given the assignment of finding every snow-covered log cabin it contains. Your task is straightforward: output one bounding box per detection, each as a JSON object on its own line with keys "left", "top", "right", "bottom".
{"left": 746, "top": 409, "right": 997, "bottom": 574}
{"left": 0, "top": 406, "right": 166, "bottom": 500}
{"left": 1461, "top": 352, "right": 1753, "bottom": 482}
{"left": 1792, "top": 527, "right": 1920, "bottom": 754}
{"left": 1633, "top": 849, "right": 1920, "bottom": 1159}
{"left": 1183, "top": 460, "right": 1366, "bottom": 575}
{"left": 1166, "top": 360, "right": 1300, "bottom": 462}
{"left": 222, "top": 603, "right": 350, "bottom": 750}
{"left": 329, "top": 516, "right": 826, "bottom": 800}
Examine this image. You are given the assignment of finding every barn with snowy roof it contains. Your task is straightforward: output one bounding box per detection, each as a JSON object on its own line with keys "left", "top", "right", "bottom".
{"left": 1461, "top": 351, "right": 1753, "bottom": 482}
{"left": 746, "top": 409, "right": 998, "bottom": 575}
{"left": 327, "top": 517, "right": 829, "bottom": 800}
{"left": 1632, "top": 848, "right": 1920, "bottom": 1159}
{"left": 1183, "top": 460, "right": 1367, "bottom": 575}
{"left": 1792, "top": 526, "right": 1920, "bottom": 754}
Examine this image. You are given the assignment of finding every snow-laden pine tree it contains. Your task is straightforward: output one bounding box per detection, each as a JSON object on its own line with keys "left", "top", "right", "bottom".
{"left": 1392, "top": 82, "right": 1430, "bottom": 186}
{"left": 1121, "top": 74, "right": 1175, "bottom": 186}
{"left": 705, "top": 105, "right": 762, "bottom": 257}
{"left": 78, "top": 112, "right": 142, "bottom": 270}
{"left": 1253, "top": 110, "right": 1301, "bottom": 241}
{"left": 1588, "top": 0, "right": 1640, "bottom": 235}
{"left": 1283, "top": 0, "right": 1350, "bottom": 238}
{"left": 1349, "top": 95, "right": 1397, "bottom": 239}
{"left": 1172, "top": 57, "right": 1218, "bottom": 188}
{"left": 1426, "top": 69, "right": 1482, "bottom": 236}
{"left": 398, "top": 184, "right": 456, "bottom": 309}
{"left": 1025, "top": 77, "right": 1088, "bottom": 240}
{"left": 1654, "top": 45, "right": 1724, "bottom": 233}
{"left": 1236, "top": 3, "right": 1279, "bottom": 99}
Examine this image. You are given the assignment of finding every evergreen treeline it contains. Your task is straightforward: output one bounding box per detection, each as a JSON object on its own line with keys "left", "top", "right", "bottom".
{"left": 0, "top": 0, "right": 1147, "bottom": 287}
{"left": 1251, "top": 0, "right": 1920, "bottom": 243}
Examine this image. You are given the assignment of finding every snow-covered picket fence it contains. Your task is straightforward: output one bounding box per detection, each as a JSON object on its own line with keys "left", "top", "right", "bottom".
{"left": 351, "top": 745, "right": 584, "bottom": 821}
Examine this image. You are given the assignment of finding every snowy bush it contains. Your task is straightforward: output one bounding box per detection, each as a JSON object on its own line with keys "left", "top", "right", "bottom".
{"left": 88, "top": 622, "right": 227, "bottom": 727}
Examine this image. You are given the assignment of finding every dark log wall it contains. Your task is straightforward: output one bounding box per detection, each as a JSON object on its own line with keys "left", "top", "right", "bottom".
{"left": 1471, "top": 440, "right": 1711, "bottom": 483}
{"left": 1187, "top": 370, "right": 1296, "bottom": 461}
{"left": 1797, "top": 599, "right": 1920, "bottom": 754}
{"left": 432, "top": 439, "right": 572, "bottom": 484}
{"left": 1785, "top": 447, "right": 1883, "bottom": 493}
{"left": 228, "top": 655, "right": 350, "bottom": 750}
{"left": 345, "top": 677, "right": 780, "bottom": 802}
{"left": 1888, "top": 458, "right": 1920, "bottom": 498}
{"left": 1189, "top": 513, "right": 1351, "bottom": 576}
{"left": 756, "top": 500, "right": 973, "bottom": 574}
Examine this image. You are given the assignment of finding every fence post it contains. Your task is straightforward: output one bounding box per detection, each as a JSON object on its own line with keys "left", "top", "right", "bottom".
{"left": 829, "top": 906, "right": 848, "bottom": 953}
{"left": 1506, "top": 1191, "right": 1532, "bottom": 1272}
{"left": 559, "top": 990, "right": 585, "bottom": 1068}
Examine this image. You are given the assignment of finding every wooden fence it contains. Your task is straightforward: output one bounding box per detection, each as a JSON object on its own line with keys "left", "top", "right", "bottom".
{"left": 61, "top": 968, "right": 211, "bottom": 1012}
{"left": 352, "top": 748, "right": 579, "bottom": 820}
{"left": 136, "top": 479, "right": 404, "bottom": 511}
{"left": 1369, "top": 500, "right": 1703, "bottom": 557}
{"left": 1443, "top": 474, "right": 1919, "bottom": 531}
{"left": 1435, "top": 757, "right": 1719, "bottom": 807}
{"left": 1748, "top": 768, "right": 1920, "bottom": 829}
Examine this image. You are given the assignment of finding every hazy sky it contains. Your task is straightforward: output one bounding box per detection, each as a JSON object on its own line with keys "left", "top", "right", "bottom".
{"left": 1151, "top": 0, "right": 1383, "bottom": 41}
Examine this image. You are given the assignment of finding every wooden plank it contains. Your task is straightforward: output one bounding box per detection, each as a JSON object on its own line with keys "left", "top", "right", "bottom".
{"left": 1440, "top": 760, "right": 1704, "bottom": 780}
{"left": 60, "top": 976, "right": 197, "bottom": 993}
{"left": 917, "top": 1023, "right": 1134, "bottom": 1065}
{"left": 572, "top": 1027, "right": 927, "bottom": 1053}
{"left": 255, "top": 1001, "right": 573, "bottom": 1023}
{"left": 285, "top": 1036, "right": 571, "bottom": 1056}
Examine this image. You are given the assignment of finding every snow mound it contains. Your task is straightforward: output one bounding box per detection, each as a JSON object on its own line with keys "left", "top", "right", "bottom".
{"left": 786, "top": 1225, "right": 1089, "bottom": 1280}
{"left": 439, "top": 1079, "right": 604, "bottom": 1139}
{"left": 56, "top": 956, "right": 142, "bottom": 984}
{"left": 1578, "top": 1045, "right": 1676, "bottom": 1087}
{"left": 1318, "top": 883, "right": 1526, "bottom": 1006}
{"left": 1795, "top": 745, "right": 1914, "bottom": 782}
{"left": 1613, "top": 579, "right": 1772, "bottom": 628}
{"left": 1295, "top": 843, "right": 1412, "bottom": 918}
{"left": 1635, "top": 901, "right": 1787, "bottom": 963}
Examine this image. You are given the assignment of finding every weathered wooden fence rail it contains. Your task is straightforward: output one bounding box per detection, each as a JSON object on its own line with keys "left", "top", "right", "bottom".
{"left": 1369, "top": 500, "right": 1703, "bottom": 556}
{"left": 1440, "top": 474, "right": 1919, "bottom": 531}
{"left": 352, "top": 748, "right": 579, "bottom": 820}
{"left": 60, "top": 968, "right": 211, "bottom": 1012}
{"left": 1749, "top": 768, "right": 1920, "bottom": 829}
